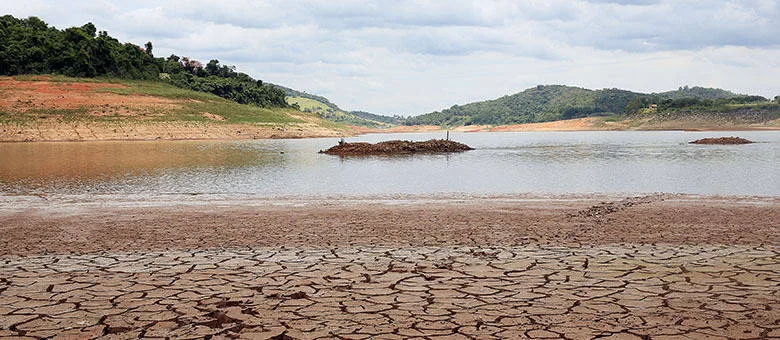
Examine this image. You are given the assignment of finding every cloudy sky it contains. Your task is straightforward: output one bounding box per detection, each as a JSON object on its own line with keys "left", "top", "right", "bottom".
{"left": 7, "top": 0, "right": 780, "bottom": 115}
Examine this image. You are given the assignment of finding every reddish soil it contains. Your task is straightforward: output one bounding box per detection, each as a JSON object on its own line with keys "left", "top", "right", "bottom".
{"left": 690, "top": 136, "right": 754, "bottom": 144}
{"left": 0, "top": 76, "right": 177, "bottom": 114}
{"left": 320, "top": 139, "right": 473, "bottom": 155}
{"left": 0, "top": 77, "right": 346, "bottom": 141}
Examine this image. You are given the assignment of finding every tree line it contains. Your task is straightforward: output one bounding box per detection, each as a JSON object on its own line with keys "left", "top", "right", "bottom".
{"left": 625, "top": 94, "right": 774, "bottom": 115}
{"left": 407, "top": 84, "right": 779, "bottom": 126}
{"left": 0, "top": 15, "right": 287, "bottom": 108}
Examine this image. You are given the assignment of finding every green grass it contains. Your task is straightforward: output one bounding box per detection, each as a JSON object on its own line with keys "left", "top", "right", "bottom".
{"left": 2, "top": 75, "right": 310, "bottom": 125}
{"left": 287, "top": 96, "right": 332, "bottom": 112}
{"left": 287, "top": 96, "right": 394, "bottom": 128}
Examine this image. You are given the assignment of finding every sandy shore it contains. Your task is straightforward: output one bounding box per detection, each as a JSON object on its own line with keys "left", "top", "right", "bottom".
{"left": 1, "top": 194, "right": 777, "bottom": 256}
{"left": 1, "top": 194, "right": 778, "bottom": 338}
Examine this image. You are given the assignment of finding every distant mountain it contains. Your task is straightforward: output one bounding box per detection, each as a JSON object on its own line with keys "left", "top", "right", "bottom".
{"left": 406, "top": 85, "right": 645, "bottom": 126}
{"left": 349, "top": 111, "right": 405, "bottom": 125}
{"left": 406, "top": 85, "right": 776, "bottom": 126}
{"left": 271, "top": 84, "right": 398, "bottom": 127}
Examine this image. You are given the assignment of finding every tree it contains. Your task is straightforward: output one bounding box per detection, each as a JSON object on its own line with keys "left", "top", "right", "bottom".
{"left": 81, "top": 22, "right": 96, "bottom": 37}
{"left": 0, "top": 15, "right": 288, "bottom": 108}
{"left": 144, "top": 41, "right": 153, "bottom": 56}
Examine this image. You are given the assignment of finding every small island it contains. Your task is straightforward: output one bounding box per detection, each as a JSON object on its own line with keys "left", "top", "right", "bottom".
{"left": 320, "top": 139, "right": 474, "bottom": 155}
{"left": 689, "top": 137, "right": 754, "bottom": 145}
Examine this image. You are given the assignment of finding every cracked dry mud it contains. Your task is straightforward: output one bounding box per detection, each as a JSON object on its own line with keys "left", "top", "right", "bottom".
{"left": 0, "top": 196, "right": 778, "bottom": 339}
{"left": 1, "top": 246, "right": 778, "bottom": 339}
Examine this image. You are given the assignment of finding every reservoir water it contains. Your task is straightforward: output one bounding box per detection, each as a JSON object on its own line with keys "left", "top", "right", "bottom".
{"left": 0, "top": 131, "right": 778, "bottom": 197}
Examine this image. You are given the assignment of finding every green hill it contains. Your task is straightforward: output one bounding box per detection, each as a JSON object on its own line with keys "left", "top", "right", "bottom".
{"left": 275, "top": 84, "right": 398, "bottom": 128}
{"left": 406, "top": 85, "right": 779, "bottom": 127}
{"left": 406, "top": 85, "right": 644, "bottom": 126}
{"left": 0, "top": 15, "right": 402, "bottom": 129}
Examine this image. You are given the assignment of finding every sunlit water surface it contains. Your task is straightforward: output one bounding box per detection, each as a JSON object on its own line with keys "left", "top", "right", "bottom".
{"left": 1, "top": 131, "right": 778, "bottom": 197}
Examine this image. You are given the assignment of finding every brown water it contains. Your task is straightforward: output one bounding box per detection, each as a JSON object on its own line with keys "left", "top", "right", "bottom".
{"left": 1, "top": 131, "right": 778, "bottom": 196}
{"left": 0, "top": 140, "right": 276, "bottom": 182}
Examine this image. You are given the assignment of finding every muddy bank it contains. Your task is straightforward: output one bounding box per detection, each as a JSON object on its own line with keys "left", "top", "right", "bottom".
{"left": 690, "top": 136, "right": 754, "bottom": 144}
{"left": 1, "top": 244, "right": 776, "bottom": 338}
{"left": 320, "top": 139, "right": 473, "bottom": 155}
{"left": 0, "top": 195, "right": 777, "bottom": 256}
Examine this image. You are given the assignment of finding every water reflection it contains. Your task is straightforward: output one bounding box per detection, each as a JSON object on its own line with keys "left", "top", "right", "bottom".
{"left": 0, "top": 131, "right": 778, "bottom": 196}
{"left": 0, "top": 140, "right": 286, "bottom": 193}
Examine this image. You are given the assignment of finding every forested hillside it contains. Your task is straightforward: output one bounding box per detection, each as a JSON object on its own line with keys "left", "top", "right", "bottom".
{"left": 349, "top": 111, "right": 405, "bottom": 125}
{"left": 0, "top": 15, "right": 287, "bottom": 108}
{"left": 406, "top": 85, "right": 645, "bottom": 126}
{"left": 407, "top": 85, "right": 779, "bottom": 126}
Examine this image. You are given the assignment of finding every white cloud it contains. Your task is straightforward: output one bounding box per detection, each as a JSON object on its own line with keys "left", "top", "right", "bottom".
{"left": 6, "top": 0, "right": 780, "bottom": 114}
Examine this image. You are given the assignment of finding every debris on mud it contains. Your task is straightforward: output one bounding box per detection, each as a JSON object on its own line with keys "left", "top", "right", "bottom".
{"left": 689, "top": 137, "right": 754, "bottom": 145}
{"left": 320, "top": 139, "right": 474, "bottom": 155}
{"left": 569, "top": 194, "right": 667, "bottom": 218}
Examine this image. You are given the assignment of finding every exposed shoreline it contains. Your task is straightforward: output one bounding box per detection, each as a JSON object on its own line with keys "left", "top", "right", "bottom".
{"left": 1, "top": 118, "right": 778, "bottom": 143}
{"left": 2, "top": 193, "right": 778, "bottom": 337}
{"left": 354, "top": 117, "right": 780, "bottom": 134}
{"left": 0, "top": 121, "right": 348, "bottom": 143}
{"left": 1, "top": 193, "right": 777, "bottom": 256}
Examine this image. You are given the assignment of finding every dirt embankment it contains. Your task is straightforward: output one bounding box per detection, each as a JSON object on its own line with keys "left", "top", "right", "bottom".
{"left": 0, "top": 121, "right": 345, "bottom": 142}
{"left": 320, "top": 139, "right": 473, "bottom": 155}
{"left": 355, "top": 116, "right": 780, "bottom": 134}
{"left": 0, "top": 77, "right": 347, "bottom": 142}
{"left": 355, "top": 118, "right": 628, "bottom": 133}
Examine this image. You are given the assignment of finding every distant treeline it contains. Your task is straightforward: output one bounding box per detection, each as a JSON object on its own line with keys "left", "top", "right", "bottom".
{"left": 407, "top": 85, "right": 780, "bottom": 126}
{"left": 626, "top": 93, "right": 775, "bottom": 113}
{"left": 0, "top": 15, "right": 287, "bottom": 108}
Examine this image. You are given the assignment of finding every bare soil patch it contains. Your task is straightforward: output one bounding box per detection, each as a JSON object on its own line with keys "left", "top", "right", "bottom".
{"left": 0, "top": 77, "right": 178, "bottom": 116}
{"left": 0, "top": 77, "right": 348, "bottom": 141}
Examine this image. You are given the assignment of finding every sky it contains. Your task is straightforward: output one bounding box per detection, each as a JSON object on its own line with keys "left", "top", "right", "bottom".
{"left": 6, "top": 0, "right": 780, "bottom": 116}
